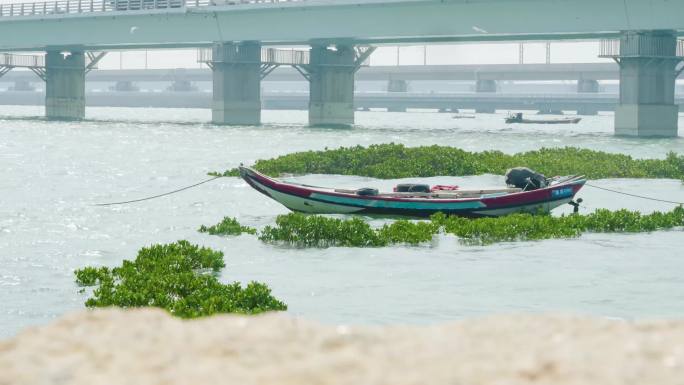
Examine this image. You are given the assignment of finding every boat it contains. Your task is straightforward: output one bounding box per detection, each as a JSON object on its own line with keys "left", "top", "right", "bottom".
{"left": 505, "top": 113, "right": 581, "bottom": 124}
{"left": 452, "top": 114, "right": 476, "bottom": 119}
{"left": 239, "top": 166, "right": 586, "bottom": 218}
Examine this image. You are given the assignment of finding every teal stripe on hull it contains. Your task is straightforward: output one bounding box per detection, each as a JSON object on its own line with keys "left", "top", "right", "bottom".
{"left": 310, "top": 193, "right": 486, "bottom": 210}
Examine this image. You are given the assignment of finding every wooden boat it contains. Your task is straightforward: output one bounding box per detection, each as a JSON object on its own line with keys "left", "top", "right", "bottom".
{"left": 239, "top": 166, "right": 586, "bottom": 218}
{"left": 505, "top": 113, "right": 581, "bottom": 124}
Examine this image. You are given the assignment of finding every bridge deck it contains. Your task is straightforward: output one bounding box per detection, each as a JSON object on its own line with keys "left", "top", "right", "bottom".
{"left": 0, "top": 0, "right": 304, "bottom": 18}
{"left": 1, "top": 0, "right": 684, "bottom": 52}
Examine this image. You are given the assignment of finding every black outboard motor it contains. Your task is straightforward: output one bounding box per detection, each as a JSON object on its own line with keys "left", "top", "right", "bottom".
{"left": 505, "top": 167, "right": 548, "bottom": 191}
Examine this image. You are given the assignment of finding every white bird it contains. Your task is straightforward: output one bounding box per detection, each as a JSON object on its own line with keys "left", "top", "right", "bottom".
{"left": 472, "top": 26, "right": 488, "bottom": 34}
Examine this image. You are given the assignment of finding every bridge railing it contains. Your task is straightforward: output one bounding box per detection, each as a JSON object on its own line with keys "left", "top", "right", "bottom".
{"left": 198, "top": 47, "right": 310, "bottom": 65}
{"left": 0, "top": 0, "right": 304, "bottom": 18}
{"left": 600, "top": 38, "right": 684, "bottom": 59}
{"left": 0, "top": 53, "right": 45, "bottom": 67}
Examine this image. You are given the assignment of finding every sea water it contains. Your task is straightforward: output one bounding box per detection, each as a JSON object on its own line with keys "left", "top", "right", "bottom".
{"left": 2, "top": 105, "right": 684, "bottom": 337}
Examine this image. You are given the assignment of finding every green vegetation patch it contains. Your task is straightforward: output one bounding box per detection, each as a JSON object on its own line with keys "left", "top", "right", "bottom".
{"left": 199, "top": 216, "right": 257, "bottom": 236}
{"left": 256, "top": 207, "right": 684, "bottom": 247}
{"left": 74, "top": 240, "right": 287, "bottom": 318}
{"left": 198, "top": 214, "right": 438, "bottom": 247}
{"left": 259, "top": 213, "right": 386, "bottom": 247}
{"left": 211, "top": 144, "right": 684, "bottom": 180}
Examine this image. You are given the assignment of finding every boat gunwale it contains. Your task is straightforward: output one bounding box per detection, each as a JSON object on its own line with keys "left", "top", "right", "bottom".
{"left": 239, "top": 166, "right": 586, "bottom": 204}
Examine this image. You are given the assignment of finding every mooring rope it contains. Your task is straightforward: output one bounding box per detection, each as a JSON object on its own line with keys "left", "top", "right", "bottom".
{"left": 94, "top": 176, "right": 224, "bottom": 206}
{"left": 585, "top": 183, "right": 684, "bottom": 206}
{"left": 93, "top": 175, "right": 683, "bottom": 208}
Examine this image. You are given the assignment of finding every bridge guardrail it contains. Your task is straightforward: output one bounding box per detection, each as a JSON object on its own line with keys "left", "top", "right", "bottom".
{"left": 198, "top": 47, "right": 310, "bottom": 65}
{"left": 0, "top": 0, "right": 304, "bottom": 18}
{"left": 600, "top": 38, "right": 684, "bottom": 58}
{"left": 0, "top": 53, "right": 45, "bottom": 67}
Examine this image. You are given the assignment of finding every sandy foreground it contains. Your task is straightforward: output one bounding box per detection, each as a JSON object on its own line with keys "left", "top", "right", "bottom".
{"left": 1, "top": 309, "right": 684, "bottom": 385}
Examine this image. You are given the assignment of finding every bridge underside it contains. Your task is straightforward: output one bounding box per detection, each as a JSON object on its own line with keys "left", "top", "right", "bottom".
{"left": 1, "top": 1, "right": 684, "bottom": 134}
{"left": 1, "top": 0, "right": 684, "bottom": 51}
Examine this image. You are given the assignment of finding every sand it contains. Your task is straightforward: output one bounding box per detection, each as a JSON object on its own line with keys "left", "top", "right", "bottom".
{"left": 1, "top": 308, "right": 684, "bottom": 385}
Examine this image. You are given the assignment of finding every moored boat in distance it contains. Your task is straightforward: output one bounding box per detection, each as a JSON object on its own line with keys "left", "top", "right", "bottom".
{"left": 239, "top": 166, "right": 586, "bottom": 218}
{"left": 505, "top": 112, "right": 582, "bottom": 124}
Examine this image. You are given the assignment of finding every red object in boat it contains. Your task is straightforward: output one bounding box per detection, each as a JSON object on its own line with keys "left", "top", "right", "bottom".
{"left": 431, "top": 185, "right": 459, "bottom": 192}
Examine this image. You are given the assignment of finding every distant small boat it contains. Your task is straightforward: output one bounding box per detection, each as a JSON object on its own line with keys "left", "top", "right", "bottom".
{"left": 239, "top": 166, "right": 586, "bottom": 218}
{"left": 452, "top": 114, "right": 476, "bottom": 119}
{"left": 505, "top": 113, "right": 581, "bottom": 124}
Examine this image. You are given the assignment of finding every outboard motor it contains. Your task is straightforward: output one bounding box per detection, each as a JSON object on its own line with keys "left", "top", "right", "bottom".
{"left": 505, "top": 167, "right": 548, "bottom": 191}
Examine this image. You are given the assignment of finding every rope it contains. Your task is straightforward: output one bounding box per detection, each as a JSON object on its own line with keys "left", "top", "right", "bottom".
{"left": 93, "top": 177, "right": 683, "bottom": 207}
{"left": 585, "top": 183, "right": 684, "bottom": 206}
{"left": 95, "top": 176, "right": 223, "bottom": 206}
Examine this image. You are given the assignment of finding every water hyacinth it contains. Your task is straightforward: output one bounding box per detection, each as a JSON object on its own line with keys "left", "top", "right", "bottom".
{"left": 198, "top": 216, "right": 257, "bottom": 236}
{"left": 254, "top": 207, "right": 684, "bottom": 247}
{"left": 211, "top": 144, "right": 684, "bottom": 180}
{"left": 259, "top": 213, "right": 386, "bottom": 247}
{"left": 74, "top": 240, "right": 287, "bottom": 318}
{"left": 376, "top": 219, "right": 440, "bottom": 245}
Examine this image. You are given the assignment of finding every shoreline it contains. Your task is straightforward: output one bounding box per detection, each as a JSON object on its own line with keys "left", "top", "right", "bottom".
{"left": 2, "top": 308, "right": 683, "bottom": 384}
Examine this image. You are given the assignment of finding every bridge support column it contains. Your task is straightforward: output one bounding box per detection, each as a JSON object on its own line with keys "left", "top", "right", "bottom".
{"left": 474, "top": 79, "right": 497, "bottom": 113}
{"left": 45, "top": 51, "right": 85, "bottom": 120}
{"left": 387, "top": 79, "right": 408, "bottom": 93}
{"left": 169, "top": 79, "right": 197, "bottom": 92}
{"left": 112, "top": 80, "right": 139, "bottom": 92}
{"left": 211, "top": 41, "right": 261, "bottom": 125}
{"left": 308, "top": 45, "right": 356, "bottom": 127}
{"left": 475, "top": 79, "right": 497, "bottom": 93}
{"left": 613, "top": 31, "right": 681, "bottom": 137}
{"left": 11, "top": 80, "right": 35, "bottom": 91}
{"left": 577, "top": 79, "right": 599, "bottom": 115}
{"left": 578, "top": 79, "right": 599, "bottom": 93}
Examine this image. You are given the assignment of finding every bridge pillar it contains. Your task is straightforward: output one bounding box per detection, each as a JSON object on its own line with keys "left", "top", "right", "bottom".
{"left": 45, "top": 51, "right": 85, "bottom": 120}
{"left": 168, "top": 79, "right": 197, "bottom": 92}
{"left": 475, "top": 79, "right": 497, "bottom": 93}
{"left": 112, "top": 80, "right": 139, "bottom": 92}
{"left": 474, "top": 79, "right": 497, "bottom": 113}
{"left": 577, "top": 79, "right": 600, "bottom": 115}
{"left": 10, "top": 80, "right": 35, "bottom": 92}
{"left": 387, "top": 79, "right": 408, "bottom": 93}
{"left": 211, "top": 41, "right": 262, "bottom": 125}
{"left": 308, "top": 45, "right": 356, "bottom": 127}
{"left": 613, "top": 31, "right": 681, "bottom": 137}
{"left": 577, "top": 79, "right": 599, "bottom": 93}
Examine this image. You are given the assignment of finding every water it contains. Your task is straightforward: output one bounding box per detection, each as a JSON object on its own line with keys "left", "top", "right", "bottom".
{"left": 2, "top": 106, "right": 684, "bottom": 337}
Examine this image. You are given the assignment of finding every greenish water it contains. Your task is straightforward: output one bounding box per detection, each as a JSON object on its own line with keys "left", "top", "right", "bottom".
{"left": 2, "top": 106, "right": 684, "bottom": 337}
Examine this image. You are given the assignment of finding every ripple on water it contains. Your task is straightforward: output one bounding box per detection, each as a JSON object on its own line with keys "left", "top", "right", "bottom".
{"left": 1, "top": 106, "right": 684, "bottom": 337}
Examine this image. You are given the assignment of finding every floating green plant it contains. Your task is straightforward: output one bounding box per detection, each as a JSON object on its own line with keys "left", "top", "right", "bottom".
{"left": 254, "top": 207, "right": 684, "bottom": 247}
{"left": 259, "top": 213, "right": 386, "bottom": 247}
{"left": 211, "top": 144, "right": 684, "bottom": 180}
{"left": 74, "top": 240, "right": 287, "bottom": 318}
{"left": 198, "top": 216, "right": 257, "bottom": 236}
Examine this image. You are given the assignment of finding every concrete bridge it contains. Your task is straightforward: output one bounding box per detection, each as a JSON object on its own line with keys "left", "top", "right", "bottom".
{"left": 0, "top": 62, "right": 632, "bottom": 83}
{"left": 1, "top": 0, "right": 684, "bottom": 135}
{"left": 0, "top": 89, "right": 631, "bottom": 115}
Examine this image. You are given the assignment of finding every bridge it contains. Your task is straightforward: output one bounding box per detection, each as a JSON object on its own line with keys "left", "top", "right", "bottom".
{"left": 1, "top": 0, "right": 684, "bottom": 135}
{"left": 0, "top": 62, "right": 628, "bottom": 83}
{"left": 0, "top": 89, "right": 630, "bottom": 115}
